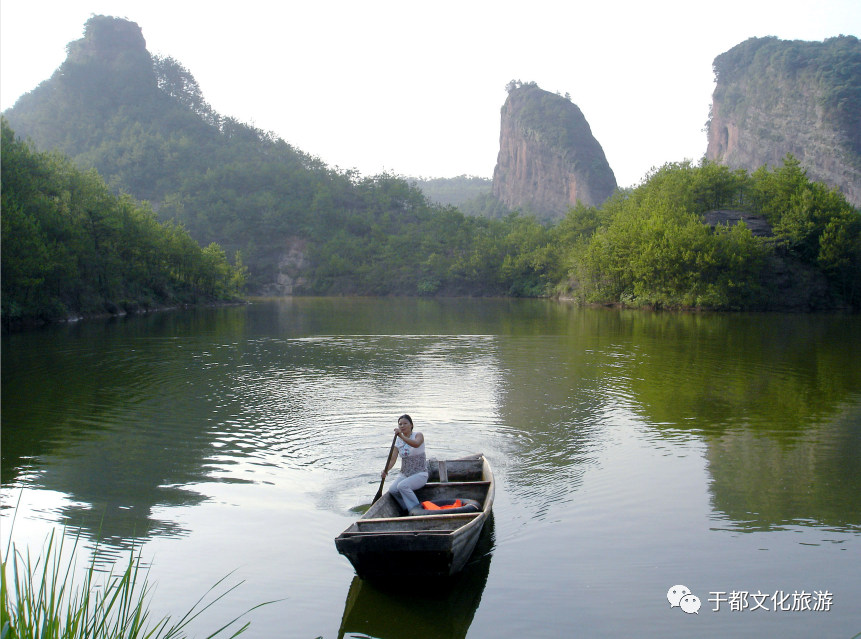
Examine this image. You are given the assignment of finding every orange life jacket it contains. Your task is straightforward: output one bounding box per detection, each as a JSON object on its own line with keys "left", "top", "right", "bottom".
{"left": 421, "top": 499, "right": 463, "bottom": 510}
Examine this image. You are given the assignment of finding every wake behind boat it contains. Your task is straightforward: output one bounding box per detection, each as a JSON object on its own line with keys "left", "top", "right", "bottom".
{"left": 335, "top": 454, "right": 494, "bottom": 579}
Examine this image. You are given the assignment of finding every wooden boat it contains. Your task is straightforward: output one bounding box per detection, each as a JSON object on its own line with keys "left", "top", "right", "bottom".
{"left": 335, "top": 454, "right": 494, "bottom": 579}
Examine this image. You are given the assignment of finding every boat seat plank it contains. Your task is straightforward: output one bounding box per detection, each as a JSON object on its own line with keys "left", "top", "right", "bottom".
{"left": 339, "top": 530, "right": 453, "bottom": 537}
{"left": 426, "top": 455, "right": 484, "bottom": 482}
{"left": 438, "top": 460, "right": 448, "bottom": 483}
{"left": 356, "top": 512, "right": 480, "bottom": 526}
{"left": 426, "top": 481, "right": 491, "bottom": 488}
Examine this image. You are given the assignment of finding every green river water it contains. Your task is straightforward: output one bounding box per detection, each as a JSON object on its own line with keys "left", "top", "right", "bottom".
{"left": 2, "top": 298, "right": 860, "bottom": 638}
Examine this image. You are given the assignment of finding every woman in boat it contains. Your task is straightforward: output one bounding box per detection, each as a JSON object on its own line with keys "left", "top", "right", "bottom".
{"left": 381, "top": 414, "right": 428, "bottom": 515}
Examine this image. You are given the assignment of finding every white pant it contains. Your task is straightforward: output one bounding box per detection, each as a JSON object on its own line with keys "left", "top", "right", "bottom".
{"left": 387, "top": 472, "right": 428, "bottom": 510}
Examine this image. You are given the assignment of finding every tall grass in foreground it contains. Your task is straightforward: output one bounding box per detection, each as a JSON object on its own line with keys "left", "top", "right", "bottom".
{"left": 1, "top": 524, "right": 270, "bottom": 639}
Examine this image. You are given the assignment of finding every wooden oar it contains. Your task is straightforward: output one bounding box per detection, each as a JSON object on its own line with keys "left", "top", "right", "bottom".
{"left": 372, "top": 433, "right": 399, "bottom": 504}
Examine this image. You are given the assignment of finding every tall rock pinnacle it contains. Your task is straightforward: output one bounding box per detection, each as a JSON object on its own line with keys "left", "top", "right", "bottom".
{"left": 492, "top": 83, "right": 617, "bottom": 219}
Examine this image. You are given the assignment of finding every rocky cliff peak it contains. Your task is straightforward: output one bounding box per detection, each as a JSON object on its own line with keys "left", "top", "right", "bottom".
{"left": 66, "top": 15, "right": 148, "bottom": 62}
{"left": 706, "top": 36, "right": 861, "bottom": 207}
{"left": 59, "top": 15, "right": 155, "bottom": 87}
{"left": 492, "top": 82, "right": 617, "bottom": 219}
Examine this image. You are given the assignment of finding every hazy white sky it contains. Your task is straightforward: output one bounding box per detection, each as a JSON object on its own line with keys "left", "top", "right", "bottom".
{"left": 2, "top": 1, "right": 860, "bottom": 187}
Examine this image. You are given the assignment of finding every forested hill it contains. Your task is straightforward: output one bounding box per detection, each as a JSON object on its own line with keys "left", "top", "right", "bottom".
{"left": 3, "top": 15, "right": 335, "bottom": 291}
{"left": 1, "top": 16, "right": 566, "bottom": 298}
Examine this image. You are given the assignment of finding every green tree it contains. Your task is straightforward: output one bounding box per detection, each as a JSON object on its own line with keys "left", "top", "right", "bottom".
{"left": 1, "top": 118, "right": 244, "bottom": 326}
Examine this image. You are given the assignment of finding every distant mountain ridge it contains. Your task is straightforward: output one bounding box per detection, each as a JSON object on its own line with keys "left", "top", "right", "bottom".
{"left": 706, "top": 35, "right": 861, "bottom": 207}
{"left": 408, "top": 175, "right": 511, "bottom": 219}
{"left": 407, "top": 175, "right": 492, "bottom": 207}
{"left": 492, "top": 82, "right": 617, "bottom": 219}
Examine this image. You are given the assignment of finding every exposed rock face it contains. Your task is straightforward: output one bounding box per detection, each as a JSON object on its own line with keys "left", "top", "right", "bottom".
{"left": 67, "top": 14, "right": 148, "bottom": 61}
{"left": 702, "top": 210, "right": 773, "bottom": 237}
{"left": 706, "top": 36, "right": 861, "bottom": 207}
{"left": 492, "top": 84, "right": 617, "bottom": 219}
{"left": 258, "top": 238, "right": 309, "bottom": 296}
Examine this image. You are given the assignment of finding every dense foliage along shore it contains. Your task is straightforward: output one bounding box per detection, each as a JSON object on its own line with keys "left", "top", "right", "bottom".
{"left": 1, "top": 118, "right": 246, "bottom": 328}
{"left": 563, "top": 156, "right": 860, "bottom": 310}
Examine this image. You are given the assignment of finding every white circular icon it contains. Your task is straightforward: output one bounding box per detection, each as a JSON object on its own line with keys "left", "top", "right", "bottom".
{"left": 667, "top": 585, "right": 690, "bottom": 608}
{"left": 680, "top": 594, "right": 701, "bottom": 614}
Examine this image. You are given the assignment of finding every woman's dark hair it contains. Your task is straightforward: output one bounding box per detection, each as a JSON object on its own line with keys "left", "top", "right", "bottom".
{"left": 398, "top": 414, "right": 413, "bottom": 426}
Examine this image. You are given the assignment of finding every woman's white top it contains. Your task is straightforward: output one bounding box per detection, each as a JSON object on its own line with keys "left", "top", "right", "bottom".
{"left": 396, "top": 431, "right": 427, "bottom": 477}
